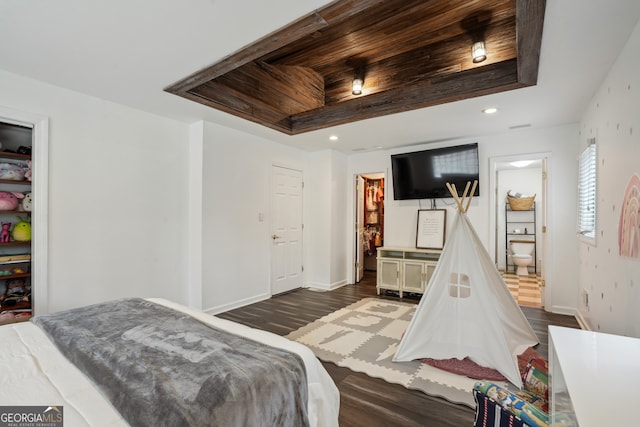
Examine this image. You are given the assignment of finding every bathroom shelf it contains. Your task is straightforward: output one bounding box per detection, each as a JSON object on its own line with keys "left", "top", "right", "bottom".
{"left": 505, "top": 202, "right": 536, "bottom": 275}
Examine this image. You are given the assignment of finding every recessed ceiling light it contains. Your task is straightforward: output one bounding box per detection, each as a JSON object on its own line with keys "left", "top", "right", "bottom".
{"left": 482, "top": 107, "right": 498, "bottom": 114}
{"left": 510, "top": 160, "right": 535, "bottom": 168}
{"left": 329, "top": 135, "right": 339, "bottom": 141}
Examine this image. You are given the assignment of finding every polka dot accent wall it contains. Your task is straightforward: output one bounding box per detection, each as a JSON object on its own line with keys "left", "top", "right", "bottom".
{"left": 577, "top": 22, "right": 640, "bottom": 338}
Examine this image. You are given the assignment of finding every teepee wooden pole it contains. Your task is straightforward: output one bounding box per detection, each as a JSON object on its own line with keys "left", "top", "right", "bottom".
{"left": 447, "top": 180, "right": 478, "bottom": 213}
{"left": 464, "top": 180, "right": 478, "bottom": 212}
{"left": 446, "top": 182, "right": 464, "bottom": 211}
{"left": 461, "top": 181, "right": 471, "bottom": 200}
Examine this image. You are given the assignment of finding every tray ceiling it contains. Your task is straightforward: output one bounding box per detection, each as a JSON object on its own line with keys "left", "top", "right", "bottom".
{"left": 166, "top": 0, "right": 545, "bottom": 135}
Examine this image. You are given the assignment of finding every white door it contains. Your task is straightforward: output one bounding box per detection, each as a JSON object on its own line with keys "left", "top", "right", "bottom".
{"left": 271, "top": 166, "right": 303, "bottom": 295}
{"left": 355, "top": 175, "right": 365, "bottom": 282}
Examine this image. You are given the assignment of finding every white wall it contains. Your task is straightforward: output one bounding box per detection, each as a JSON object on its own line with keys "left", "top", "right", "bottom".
{"left": 347, "top": 124, "right": 580, "bottom": 314}
{"left": 200, "top": 122, "right": 340, "bottom": 312}
{"left": 329, "top": 150, "right": 349, "bottom": 286}
{"left": 304, "top": 151, "right": 332, "bottom": 287}
{"left": 578, "top": 19, "right": 640, "bottom": 337}
{"left": 303, "top": 149, "right": 349, "bottom": 289}
{"left": 0, "top": 70, "right": 190, "bottom": 313}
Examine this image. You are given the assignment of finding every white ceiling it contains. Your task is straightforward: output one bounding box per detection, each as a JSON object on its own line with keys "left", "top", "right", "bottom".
{"left": 1, "top": 1, "right": 639, "bottom": 153}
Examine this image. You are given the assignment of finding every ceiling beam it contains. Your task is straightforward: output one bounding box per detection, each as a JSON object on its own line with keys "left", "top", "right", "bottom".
{"left": 516, "top": 0, "right": 546, "bottom": 85}
{"left": 289, "top": 60, "right": 522, "bottom": 134}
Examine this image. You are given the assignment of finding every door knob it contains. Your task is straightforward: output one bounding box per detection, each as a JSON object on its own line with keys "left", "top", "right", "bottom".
{"left": 272, "top": 234, "right": 280, "bottom": 240}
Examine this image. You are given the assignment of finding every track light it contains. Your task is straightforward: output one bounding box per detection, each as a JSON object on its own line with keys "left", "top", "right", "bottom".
{"left": 352, "top": 77, "right": 363, "bottom": 95}
{"left": 472, "top": 41, "right": 487, "bottom": 63}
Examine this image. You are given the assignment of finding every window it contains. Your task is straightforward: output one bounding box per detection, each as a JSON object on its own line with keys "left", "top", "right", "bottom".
{"left": 448, "top": 272, "right": 470, "bottom": 298}
{"left": 577, "top": 139, "right": 597, "bottom": 241}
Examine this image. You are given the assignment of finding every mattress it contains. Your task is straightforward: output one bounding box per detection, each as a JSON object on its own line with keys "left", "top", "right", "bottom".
{"left": 0, "top": 298, "right": 339, "bottom": 427}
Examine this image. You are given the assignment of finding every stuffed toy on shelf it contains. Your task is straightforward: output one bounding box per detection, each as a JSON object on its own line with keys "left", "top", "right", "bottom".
{"left": 11, "top": 217, "right": 31, "bottom": 242}
{"left": 0, "top": 222, "right": 10, "bottom": 243}
{"left": 0, "top": 191, "right": 24, "bottom": 211}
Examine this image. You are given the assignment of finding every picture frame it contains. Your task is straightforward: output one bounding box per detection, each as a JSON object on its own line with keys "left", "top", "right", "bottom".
{"left": 416, "top": 209, "right": 446, "bottom": 249}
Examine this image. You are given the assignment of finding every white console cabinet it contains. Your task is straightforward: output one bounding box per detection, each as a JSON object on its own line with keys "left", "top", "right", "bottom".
{"left": 376, "top": 247, "right": 440, "bottom": 297}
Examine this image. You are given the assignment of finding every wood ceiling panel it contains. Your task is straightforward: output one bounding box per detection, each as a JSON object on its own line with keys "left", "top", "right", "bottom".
{"left": 323, "top": 15, "right": 516, "bottom": 104}
{"left": 266, "top": 0, "right": 513, "bottom": 69}
{"left": 165, "top": 0, "right": 545, "bottom": 135}
{"left": 215, "top": 62, "right": 324, "bottom": 116}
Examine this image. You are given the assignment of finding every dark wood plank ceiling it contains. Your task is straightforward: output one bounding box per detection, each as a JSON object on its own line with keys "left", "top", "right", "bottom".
{"left": 166, "top": 0, "right": 545, "bottom": 135}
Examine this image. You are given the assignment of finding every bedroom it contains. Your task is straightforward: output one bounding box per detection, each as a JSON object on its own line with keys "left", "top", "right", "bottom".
{"left": 0, "top": 0, "right": 639, "bottom": 424}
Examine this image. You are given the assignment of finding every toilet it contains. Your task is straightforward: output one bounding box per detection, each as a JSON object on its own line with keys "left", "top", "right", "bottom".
{"left": 509, "top": 240, "right": 535, "bottom": 276}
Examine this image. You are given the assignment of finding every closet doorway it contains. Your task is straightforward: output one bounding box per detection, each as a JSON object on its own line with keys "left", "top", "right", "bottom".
{"left": 0, "top": 107, "right": 49, "bottom": 316}
{"left": 355, "top": 173, "right": 384, "bottom": 283}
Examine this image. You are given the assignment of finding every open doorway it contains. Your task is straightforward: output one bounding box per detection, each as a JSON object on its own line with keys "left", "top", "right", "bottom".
{"left": 355, "top": 173, "right": 384, "bottom": 283}
{"left": 489, "top": 154, "right": 548, "bottom": 309}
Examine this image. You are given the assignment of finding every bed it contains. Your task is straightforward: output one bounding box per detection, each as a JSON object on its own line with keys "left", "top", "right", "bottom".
{"left": 0, "top": 298, "right": 339, "bottom": 427}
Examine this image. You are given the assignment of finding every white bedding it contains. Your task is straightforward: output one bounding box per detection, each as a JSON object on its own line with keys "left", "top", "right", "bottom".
{"left": 0, "top": 298, "right": 339, "bottom": 427}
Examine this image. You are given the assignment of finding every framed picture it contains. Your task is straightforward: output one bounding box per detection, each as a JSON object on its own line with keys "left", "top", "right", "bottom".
{"left": 416, "top": 209, "right": 446, "bottom": 249}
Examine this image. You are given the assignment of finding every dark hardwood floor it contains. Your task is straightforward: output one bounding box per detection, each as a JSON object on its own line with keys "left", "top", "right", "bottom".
{"left": 217, "top": 271, "right": 580, "bottom": 427}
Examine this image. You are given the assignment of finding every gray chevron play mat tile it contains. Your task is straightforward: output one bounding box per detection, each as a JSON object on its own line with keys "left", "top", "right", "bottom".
{"left": 286, "top": 298, "right": 478, "bottom": 407}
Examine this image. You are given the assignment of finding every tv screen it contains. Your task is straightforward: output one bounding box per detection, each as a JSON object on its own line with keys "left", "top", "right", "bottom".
{"left": 391, "top": 143, "right": 479, "bottom": 200}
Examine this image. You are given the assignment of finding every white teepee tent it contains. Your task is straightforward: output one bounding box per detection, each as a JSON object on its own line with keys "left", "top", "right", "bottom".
{"left": 393, "top": 181, "right": 538, "bottom": 388}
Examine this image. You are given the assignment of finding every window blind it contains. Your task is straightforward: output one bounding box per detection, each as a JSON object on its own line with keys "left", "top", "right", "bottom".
{"left": 577, "top": 140, "right": 596, "bottom": 240}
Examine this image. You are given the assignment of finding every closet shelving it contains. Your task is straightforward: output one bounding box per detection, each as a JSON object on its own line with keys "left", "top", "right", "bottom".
{"left": 0, "top": 124, "right": 33, "bottom": 325}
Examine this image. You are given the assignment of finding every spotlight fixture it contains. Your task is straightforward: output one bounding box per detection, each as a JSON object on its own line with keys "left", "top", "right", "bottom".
{"left": 352, "top": 67, "right": 366, "bottom": 95}
{"left": 482, "top": 107, "right": 498, "bottom": 114}
{"left": 329, "top": 135, "right": 339, "bottom": 141}
{"left": 472, "top": 41, "right": 487, "bottom": 63}
{"left": 352, "top": 77, "right": 363, "bottom": 95}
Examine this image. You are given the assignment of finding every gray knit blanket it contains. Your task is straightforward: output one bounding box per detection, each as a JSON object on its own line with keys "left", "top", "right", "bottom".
{"left": 34, "top": 298, "right": 309, "bottom": 427}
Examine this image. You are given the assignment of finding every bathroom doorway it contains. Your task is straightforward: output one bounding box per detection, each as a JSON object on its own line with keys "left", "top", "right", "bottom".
{"left": 354, "top": 173, "right": 384, "bottom": 283}
{"left": 489, "top": 154, "right": 548, "bottom": 308}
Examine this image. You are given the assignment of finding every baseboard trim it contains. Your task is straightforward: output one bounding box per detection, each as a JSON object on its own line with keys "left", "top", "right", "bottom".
{"left": 574, "top": 310, "right": 592, "bottom": 331}
{"left": 305, "top": 280, "right": 347, "bottom": 291}
{"left": 204, "top": 293, "right": 271, "bottom": 315}
{"left": 204, "top": 279, "right": 350, "bottom": 313}
{"left": 549, "top": 305, "right": 577, "bottom": 316}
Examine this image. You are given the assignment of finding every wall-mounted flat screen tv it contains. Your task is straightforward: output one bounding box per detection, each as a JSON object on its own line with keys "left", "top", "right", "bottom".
{"left": 391, "top": 143, "right": 479, "bottom": 200}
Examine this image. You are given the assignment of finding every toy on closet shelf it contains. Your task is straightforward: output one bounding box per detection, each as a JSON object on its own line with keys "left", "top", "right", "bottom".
{"left": 21, "top": 192, "right": 32, "bottom": 212}
{"left": 0, "top": 162, "right": 26, "bottom": 181}
{"left": 0, "top": 191, "right": 24, "bottom": 211}
{"left": 11, "top": 217, "right": 31, "bottom": 242}
{"left": 0, "top": 222, "right": 10, "bottom": 243}
{"left": 24, "top": 160, "right": 32, "bottom": 182}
